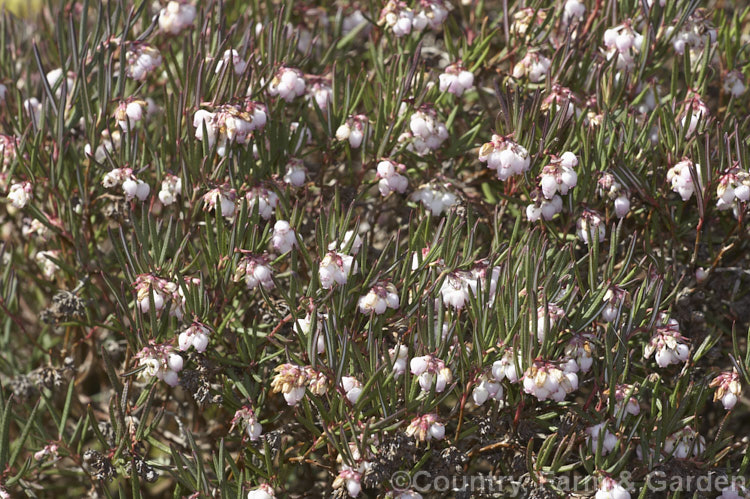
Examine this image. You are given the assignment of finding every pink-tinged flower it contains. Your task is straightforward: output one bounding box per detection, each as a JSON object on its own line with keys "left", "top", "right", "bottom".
{"left": 664, "top": 426, "right": 705, "bottom": 459}
{"left": 234, "top": 253, "right": 275, "bottom": 290}
{"left": 586, "top": 423, "right": 619, "bottom": 455}
{"left": 710, "top": 369, "right": 742, "bottom": 410}
{"left": 136, "top": 342, "right": 183, "bottom": 386}
{"left": 478, "top": 134, "right": 530, "bottom": 181}
{"left": 512, "top": 50, "right": 551, "bottom": 82}
{"left": 522, "top": 360, "right": 578, "bottom": 402}
{"left": 412, "top": 183, "right": 458, "bottom": 216}
{"left": 492, "top": 348, "right": 522, "bottom": 383}
{"left": 319, "top": 251, "right": 357, "bottom": 289}
{"left": 272, "top": 220, "right": 297, "bottom": 254}
{"left": 246, "top": 484, "right": 276, "bottom": 499}
{"left": 271, "top": 363, "right": 308, "bottom": 406}
{"left": 308, "top": 80, "right": 333, "bottom": 110}
{"left": 341, "top": 376, "right": 363, "bottom": 404}
{"left": 178, "top": 321, "right": 211, "bottom": 353}
{"left": 202, "top": 185, "right": 237, "bottom": 219}
{"left": 526, "top": 191, "right": 563, "bottom": 222}
{"left": 45, "top": 68, "right": 74, "bottom": 99}
{"left": 389, "top": 345, "right": 409, "bottom": 377}
{"left": 718, "top": 482, "right": 750, "bottom": 499}
{"left": 0, "top": 134, "right": 17, "bottom": 167}
{"left": 410, "top": 354, "right": 452, "bottom": 393}
{"left": 408, "top": 107, "right": 448, "bottom": 151}
{"left": 603, "top": 384, "right": 640, "bottom": 417}
{"left": 379, "top": 1, "right": 415, "bottom": 37}
{"left": 33, "top": 443, "right": 59, "bottom": 461}
{"left": 563, "top": 0, "right": 586, "bottom": 24}
{"left": 193, "top": 102, "right": 267, "bottom": 157}
{"left": 231, "top": 405, "right": 262, "bottom": 441}
{"left": 598, "top": 172, "right": 631, "bottom": 218}
{"left": 215, "top": 49, "right": 247, "bottom": 75}
{"left": 7, "top": 181, "right": 32, "bottom": 209}
{"left": 158, "top": 174, "right": 182, "bottom": 206}
{"left": 472, "top": 375, "right": 503, "bottom": 406}
{"left": 114, "top": 99, "right": 146, "bottom": 131}
{"left": 724, "top": 70, "right": 746, "bottom": 97}
{"left": 595, "top": 477, "right": 631, "bottom": 499}
{"left": 405, "top": 413, "right": 445, "bottom": 442}
{"left": 679, "top": 92, "right": 709, "bottom": 137}
{"left": 283, "top": 158, "right": 307, "bottom": 187}
{"left": 267, "top": 67, "right": 306, "bottom": 102}
{"left": 413, "top": 0, "right": 451, "bottom": 31}
{"left": 667, "top": 158, "right": 701, "bottom": 201}
{"left": 376, "top": 159, "right": 408, "bottom": 196}
{"left": 332, "top": 468, "right": 362, "bottom": 498}
{"left": 601, "top": 285, "right": 628, "bottom": 322}
{"left": 643, "top": 316, "right": 690, "bottom": 368}
{"left": 328, "top": 230, "right": 363, "bottom": 255}
{"left": 539, "top": 152, "right": 578, "bottom": 199}
{"left": 541, "top": 84, "right": 580, "bottom": 121}
{"left": 336, "top": 114, "right": 369, "bottom": 149}
{"left": 358, "top": 282, "right": 399, "bottom": 314}
{"left": 102, "top": 167, "right": 150, "bottom": 201}
{"left": 535, "top": 303, "right": 565, "bottom": 343}
{"left": 159, "top": 0, "right": 196, "bottom": 34}
{"left": 576, "top": 209, "right": 606, "bottom": 244}
{"left": 563, "top": 333, "right": 595, "bottom": 373}
{"left": 133, "top": 274, "right": 185, "bottom": 318}
{"left": 716, "top": 167, "right": 750, "bottom": 212}
{"left": 438, "top": 62, "right": 474, "bottom": 96}
{"left": 126, "top": 43, "right": 162, "bottom": 81}
{"left": 603, "top": 22, "right": 643, "bottom": 71}
{"left": 245, "top": 186, "right": 279, "bottom": 220}
{"left": 36, "top": 250, "right": 61, "bottom": 279}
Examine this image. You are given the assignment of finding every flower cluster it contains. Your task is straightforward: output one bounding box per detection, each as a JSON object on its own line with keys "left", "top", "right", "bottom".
{"left": 231, "top": 405, "right": 263, "bottom": 441}
{"left": 271, "top": 363, "right": 328, "bottom": 406}
{"left": 522, "top": 360, "right": 578, "bottom": 402}
{"left": 102, "top": 168, "right": 150, "bottom": 202}
{"left": 233, "top": 254, "right": 275, "bottom": 290}
{"left": 202, "top": 185, "right": 237, "bottom": 218}
{"left": 410, "top": 354, "right": 452, "bottom": 393}
{"left": 478, "top": 134, "right": 531, "bottom": 181}
{"left": 136, "top": 343, "right": 184, "bottom": 386}
{"left": 267, "top": 67, "right": 306, "bottom": 102}
{"left": 710, "top": 369, "right": 742, "bottom": 411}
{"left": 512, "top": 51, "right": 551, "bottom": 82}
{"left": 408, "top": 107, "right": 449, "bottom": 152}
{"left": 126, "top": 43, "right": 162, "bottom": 81}
{"left": 411, "top": 183, "right": 458, "bottom": 216}
{"left": 319, "top": 251, "right": 358, "bottom": 289}
{"left": 664, "top": 426, "right": 706, "bottom": 459}
{"left": 376, "top": 159, "right": 409, "bottom": 197}
{"left": 405, "top": 413, "right": 445, "bottom": 442}
{"left": 336, "top": 115, "right": 369, "bottom": 149}
{"left": 379, "top": 0, "right": 450, "bottom": 37}
{"left": 133, "top": 274, "right": 183, "bottom": 316}
{"left": 193, "top": 102, "right": 268, "bottom": 156}
{"left": 158, "top": 0, "right": 196, "bottom": 34}
{"left": 667, "top": 158, "right": 701, "bottom": 201}
{"left": 358, "top": 283, "right": 399, "bottom": 315}
{"left": 438, "top": 62, "right": 474, "bottom": 96}
{"left": 178, "top": 321, "right": 211, "bottom": 353}
{"left": 603, "top": 23, "right": 643, "bottom": 71}
{"left": 597, "top": 173, "right": 631, "bottom": 218}
{"left": 643, "top": 316, "right": 690, "bottom": 368}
